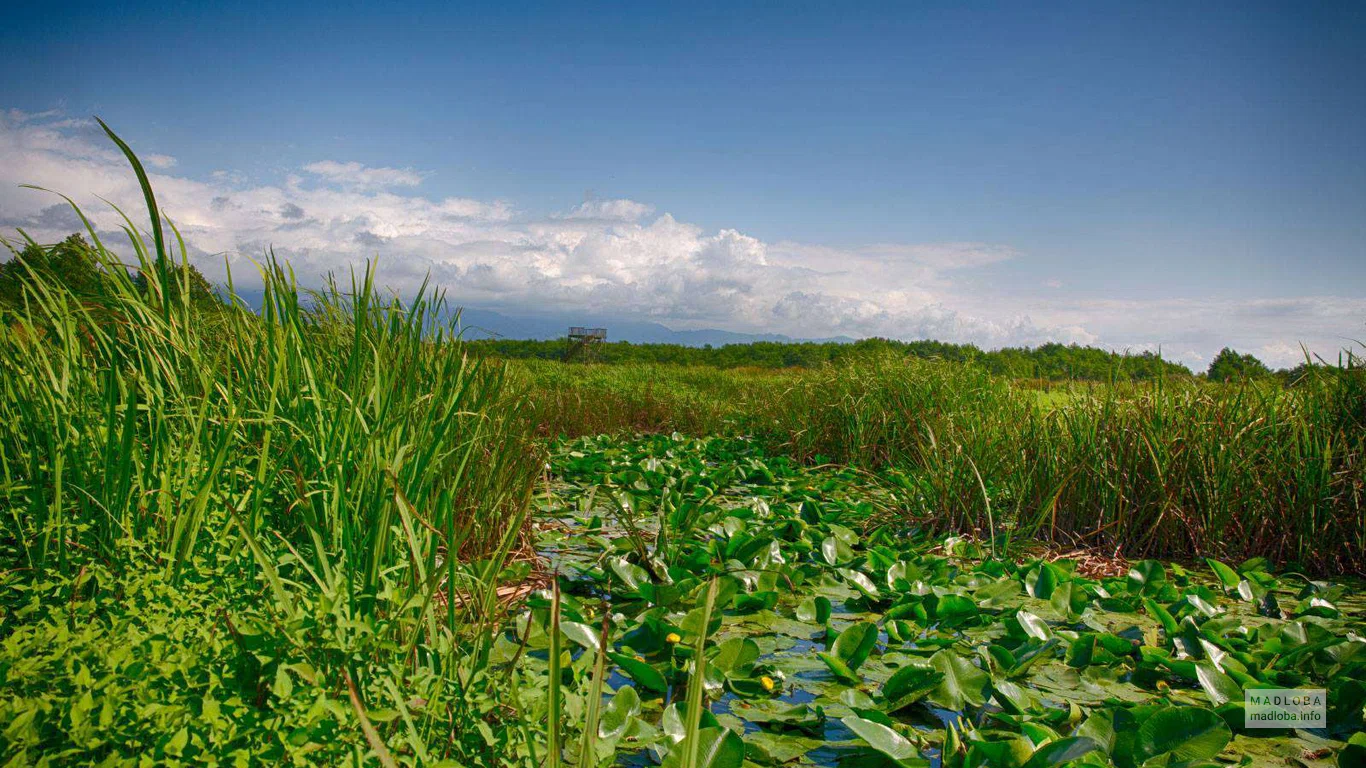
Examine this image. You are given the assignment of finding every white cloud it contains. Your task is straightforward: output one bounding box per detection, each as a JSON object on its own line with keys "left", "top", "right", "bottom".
{"left": 1, "top": 109, "right": 1361, "bottom": 370}
{"left": 301, "top": 160, "right": 425, "bottom": 190}
{"left": 557, "top": 198, "right": 655, "bottom": 221}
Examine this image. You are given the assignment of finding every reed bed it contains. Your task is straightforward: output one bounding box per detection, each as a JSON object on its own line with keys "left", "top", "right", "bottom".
{"left": 520, "top": 353, "right": 1366, "bottom": 574}
{"left": 0, "top": 124, "right": 543, "bottom": 763}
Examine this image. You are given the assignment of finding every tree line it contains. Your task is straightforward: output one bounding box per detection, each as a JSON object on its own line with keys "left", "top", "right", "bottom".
{"left": 470, "top": 336, "right": 1207, "bottom": 381}
{"left": 469, "top": 335, "right": 1330, "bottom": 384}
{"left": 1, "top": 234, "right": 222, "bottom": 315}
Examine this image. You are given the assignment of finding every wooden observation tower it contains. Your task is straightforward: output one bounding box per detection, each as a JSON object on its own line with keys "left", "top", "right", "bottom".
{"left": 564, "top": 326, "right": 607, "bottom": 362}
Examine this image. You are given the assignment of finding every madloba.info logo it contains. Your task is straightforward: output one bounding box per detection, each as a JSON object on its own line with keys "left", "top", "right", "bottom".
{"left": 1245, "top": 688, "right": 1326, "bottom": 728}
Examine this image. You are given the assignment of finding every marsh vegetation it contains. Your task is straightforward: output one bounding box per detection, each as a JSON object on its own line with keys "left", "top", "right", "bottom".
{"left": 2, "top": 128, "right": 1364, "bottom": 766}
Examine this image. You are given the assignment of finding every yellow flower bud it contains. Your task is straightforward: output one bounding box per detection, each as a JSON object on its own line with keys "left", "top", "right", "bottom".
{"left": 760, "top": 676, "right": 776, "bottom": 692}
{"left": 666, "top": 632, "right": 682, "bottom": 644}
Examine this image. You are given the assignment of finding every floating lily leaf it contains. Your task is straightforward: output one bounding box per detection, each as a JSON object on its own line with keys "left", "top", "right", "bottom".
{"left": 1049, "top": 581, "right": 1087, "bottom": 619}
{"left": 1127, "top": 560, "right": 1167, "bottom": 595}
{"left": 732, "top": 590, "right": 780, "bottom": 613}
{"left": 725, "top": 675, "right": 780, "bottom": 699}
{"left": 610, "top": 557, "right": 652, "bottom": 592}
{"left": 1185, "top": 593, "right": 1222, "bottom": 618}
{"left": 1075, "top": 710, "right": 1116, "bottom": 753}
{"left": 965, "top": 738, "right": 1034, "bottom": 767}
{"left": 1026, "top": 563, "right": 1061, "bottom": 600}
{"left": 932, "top": 593, "right": 979, "bottom": 626}
{"left": 975, "top": 578, "right": 1021, "bottom": 608}
{"left": 659, "top": 726, "right": 745, "bottom": 768}
{"left": 821, "top": 535, "right": 853, "bottom": 566}
{"left": 817, "top": 621, "right": 879, "bottom": 683}
{"left": 1339, "top": 732, "right": 1366, "bottom": 768}
{"left": 598, "top": 686, "right": 642, "bottom": 740}
{"left": 711, "top": 637, "right": 761, "bottom": 676}
{"left": 885, "top": 619, "right": 918, "bottom": 643}
{"left": 1206, "top": 558, "right": 1241, "bottom": 590}
{"left": 1016, "top": 610, "right": 1052, "bottom": 641}
{"left": 882, "top": 663, "right": 944, "bottom": 712}
{"left": 1020, "top": 736, "right": 1103, "bottom": 768}
{"left": 731, "top": 701, "right": 825, "bottom": 735}
{"left": 840, "top": 715, "right": 922, "bottom": 763}
{"left": 1066, "top": 632, "right": 1132, "bottom": 668}
{"left": 842, "top": 569, "right": 881, "bottom": 600}
{"left": 661, "top": 702, "right": 720, "bottom": 745}
{"left": 743, "top": 732, "right": 827, "bottom": 764}
{"left": 928, "top": 649, "right": 990, "bottom": 710}
{"left": 561, "top": 620, "right": 604, "bottom": 652}
{"left": 679, "top": 605, "right": 724, "bottom": 638}
{"left": 609, "top": 652, "right": 668, "bottom": 693}
{"left": 1142, "top": 598, "right": 1179, "bottom": 639}
{"left": 795, "top": 595, "right": 833, "bottom": 625}
{"left": 992, "top": 678, "right": 1041, "bottom": 715}
{"left": 1135, "top": 706, "right": 1232, "bottom": 763}
{"left": 1194, "top": 661, "right": 1242, "bottom": 706}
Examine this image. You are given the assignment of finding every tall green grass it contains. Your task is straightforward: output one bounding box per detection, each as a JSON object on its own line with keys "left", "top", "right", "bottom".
{"left": 0, "top": 124, "right": 543, "bottom": 762}
{"left": 519, "top": 353, "right": 1366, "bottom": 574}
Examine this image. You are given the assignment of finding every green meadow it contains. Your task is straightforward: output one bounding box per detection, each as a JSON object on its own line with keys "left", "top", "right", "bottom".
{"left": 2, "top": 128, "right": 1365, "bottom": 766}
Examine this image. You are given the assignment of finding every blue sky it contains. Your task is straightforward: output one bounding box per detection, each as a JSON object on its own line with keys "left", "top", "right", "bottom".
{"left": 2, "top": 1, "right": 1364, "bottom": 366}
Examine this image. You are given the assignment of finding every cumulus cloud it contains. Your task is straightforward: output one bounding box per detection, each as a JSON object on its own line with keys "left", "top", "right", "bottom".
{"left": 1, "top": 109, "right": 1360, "bottom": 369}
{"left": 301, "top": 160, "right": 425, "bottom": 190}
{"left": 557, "top": 198, "right": 655, "bottom": 221}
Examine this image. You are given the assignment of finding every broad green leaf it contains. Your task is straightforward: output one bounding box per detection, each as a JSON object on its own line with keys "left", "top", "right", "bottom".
{"left": 711, "top": 637, "right": 760, "bottom": 676}
{"left": 1185, "top": 593, "right": 1222, "bottom": 618}
{"left": 1206, "top": 559, "right": 1240, "bottom": 590}
{"left": 609, "top": 653, "right": 668, "bottom": 693}
{"left": 965, "top": 738, "right": 1033, "bottom": 767}
{"left": 1338, "top": 732, "right": 1366, "bottom": 768}
{"left": 817, "top": 621, "right": 878, "bottom": 683}
{"left": 743, "top": 732, "right": 827, "bottom": 764}
{"left": 660, "top": 725, "right": 745, "bottom": 768}
{"left": 661, "top": 703, "right": 719, "bottom": 744}
{"left": 821, "top": 536, "right": 853, "bottom": 566}
{"left": 796, "top": 596, "right": 832, "bottom": 625}
{"left": 1076, "top": 710, "right": 1116, "bottom": 753}
{"left": 561, "top": 621, "right": 603, "bottom": 652}
{"left": 1127, "top": 560, "right": 1167, "bottom": 594}
{"left": 842, "top": 569, "right": 881, "bottom": 600}
{"left": 1194, "top": 661, "right": 1241, "bottom": 706}
{"left": 730, "top": 701, "right": 825, "bottom": 734}
{"left": 599, "top": 686, "right": 642, "bottom": 740}
{"left": 1027, "top": 564, "right": 1060, "bottom": 599}
{"left": 1021, "top": 736, "right": 1103, "bottom": 768}
{"left": 933, "top": 594, "right": 979, "bottom": 624}
{"left": 1049, "top": 581, "right": 1086, "bottom": 618}
{"left": 840, "top": 715, "right": 920, "bottom": 762}
{"left": 928, "top": 650, "right": 990, "bottom": 710}
{"left": 610, "top": 557, "right": 651, "bottom": 591}
{"left": 829, "top": 621, "right": 878, "bottom": 667}
{"left": 1016, "top": 610, "right": 1051, "bottom": 641}
{"left": 1136, "top": 706, "right": 1231, "bottom": 762}
{"left": 1142, "top": 598, "right": 1179, "bottom": 638}
{"left": 882, "top": 664, "right": 944, "bottom": 712}
{"left": 975, "top": 578, "right": 1021, "bottom": 608}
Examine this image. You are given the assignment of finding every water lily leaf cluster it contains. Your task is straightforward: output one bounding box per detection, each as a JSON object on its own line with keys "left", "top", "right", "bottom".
{"left": 524, "top": 434, "right": 1366, "bottom": 767}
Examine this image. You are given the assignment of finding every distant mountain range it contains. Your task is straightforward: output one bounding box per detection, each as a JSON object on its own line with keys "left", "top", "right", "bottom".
{"left": 452, "top": 306, "right": 857, "bottom": 347}
{"left": 223, "top": 289, "right": 855, "bottom": 346}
